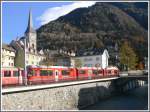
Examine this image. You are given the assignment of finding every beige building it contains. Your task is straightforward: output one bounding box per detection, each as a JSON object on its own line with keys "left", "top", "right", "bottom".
{"left": 2, "top": 43, "right": 16, "bottom": 67}
{"left": 26, "top": 52, "right": 45, "bottom": 66}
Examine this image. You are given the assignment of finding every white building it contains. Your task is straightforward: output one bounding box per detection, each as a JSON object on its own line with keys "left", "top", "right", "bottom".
{"left": 2, "top": 43, "right": 16, "bottom": 67}
{"left": 71, "top": 49, "right": 109, "bottom": 69}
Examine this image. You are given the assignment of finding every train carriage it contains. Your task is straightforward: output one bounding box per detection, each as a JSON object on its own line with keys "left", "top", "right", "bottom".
{"left": 2, "top": 65, "right": 120, "bottom": 86}
{"left": 91, "top": 67, "right": 104, "bottom": 79}
{"left": 27, "top": 66, "right": 55, "bottom": 84}
{"left": 26, "top": 65, "right": 77, "bottom": 84}
{"left": 59, "top": 67, "right": 77, "bottom": 81}
{"left": 77, "top": 67, "right": 103, "bottom": 80}
{"left": 105, "top": 66, "right": 119, "bottom": 77}
{"left": 2, "top": 67, "right": 24, "bottom": 86}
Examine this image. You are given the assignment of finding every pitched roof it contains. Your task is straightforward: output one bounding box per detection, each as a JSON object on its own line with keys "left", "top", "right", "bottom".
{"left": 2, "top": 43, "right": 16, "bottom": 52}
{"left": 76, "top": 48, "right": 106, "bottom": 56}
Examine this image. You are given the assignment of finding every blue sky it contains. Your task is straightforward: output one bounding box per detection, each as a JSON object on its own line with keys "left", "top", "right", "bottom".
{"left": 2, "top": 1, "right": 96, "bottom": 44}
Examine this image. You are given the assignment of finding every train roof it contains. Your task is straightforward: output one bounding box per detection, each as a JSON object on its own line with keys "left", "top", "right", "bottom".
{"left": 106, "top": 66, "right": 119, "bottom": 69}
{"left": 26, "top": 65, "right": 103, "bottom": 69}
{"left": 77, "top": 67, "right": 102, "bottom": 69}
{"left": 1, "top": 67, "right": 24, "bottom": 70}
{"left": 26, "top": 65, "right": 74, "bottom": 69}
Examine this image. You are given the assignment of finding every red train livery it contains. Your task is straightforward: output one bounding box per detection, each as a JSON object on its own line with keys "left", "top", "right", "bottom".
{"left": 2, "top": 66, "right": 119, "bottom": 86}
{"left": 2, "top": 67, "right": 24, "bottom": 86}
{"left": 27, "top": 66, "right": 77, "bottom": 84}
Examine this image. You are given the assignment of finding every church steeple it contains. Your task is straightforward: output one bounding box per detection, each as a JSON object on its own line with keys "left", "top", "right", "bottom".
{"left": 25, "top": 9, "right": 36, "bottom": 34}
{"left": 25, "top": 9, "right": 37, "bottom": 54}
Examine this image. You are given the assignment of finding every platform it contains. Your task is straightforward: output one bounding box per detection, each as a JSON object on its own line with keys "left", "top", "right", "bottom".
{"left": 2, "top": 77, "right": 119, "bottom": 94}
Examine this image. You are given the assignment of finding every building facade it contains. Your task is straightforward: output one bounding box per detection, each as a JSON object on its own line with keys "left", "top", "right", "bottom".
{"left": 26, "top": 53, "right": 45, "bottom": 65}
{"left": 2, "top": 43, "right": 16, "bottom": 67}
{"left": 71, "top": 49, "right": 109, "bottom": 69}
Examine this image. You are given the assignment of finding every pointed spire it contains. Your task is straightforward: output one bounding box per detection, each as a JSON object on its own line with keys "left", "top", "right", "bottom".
{"left": 25, "top": 9, "right": 36, "bottom": 34}
{"left": 29, "top": 9, "right": 33, "bottom": 28}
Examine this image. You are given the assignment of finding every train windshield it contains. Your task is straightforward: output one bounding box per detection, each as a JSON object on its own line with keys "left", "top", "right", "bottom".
{"left": 28, "top": 69, "right": 35, "bottom": 76}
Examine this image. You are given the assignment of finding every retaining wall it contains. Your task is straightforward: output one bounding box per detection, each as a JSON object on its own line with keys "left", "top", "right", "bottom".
{"left": 2, "top": 81, "right": 115, "bottom": 110}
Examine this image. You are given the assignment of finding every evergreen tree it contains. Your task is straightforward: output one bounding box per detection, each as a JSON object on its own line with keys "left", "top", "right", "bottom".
{"left": 119, "top": 41, "right": 138, "bottom": 70}
{"left": 15, "top": 49, "right": 25, "bottom": 68}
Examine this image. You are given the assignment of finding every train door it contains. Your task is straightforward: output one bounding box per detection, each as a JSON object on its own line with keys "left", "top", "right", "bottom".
{"left": 88, "top": 69, "right": 92, "bottom": 79}
{"left": 55, "top": 70, "right": 59, "bottom": 82}
{"left": 18, "top": 69, "right": 23, "bottom": 85}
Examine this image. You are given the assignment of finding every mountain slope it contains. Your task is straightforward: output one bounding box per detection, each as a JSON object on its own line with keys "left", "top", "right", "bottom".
{"left": 37, "top": 2, "right": 148, "bottom": 58}
{"left": 109, "top": 2, "right": 148, "bottom": 30}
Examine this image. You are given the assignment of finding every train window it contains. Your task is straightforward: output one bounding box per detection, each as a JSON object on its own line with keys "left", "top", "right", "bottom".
{"left": 108, "top": 70, "right": 111, "bottom": 74}
{"left": 99, "top": 70, "right": 103, "bottom": 74}
{"left": 78, "top": 70, "right": 86, "bottom": 74}
{"left": 48, "top": 70, "right": 53, "bottom": 76}
{"left": 62, "top": 70, "right": 70, "bottom": 76}
{"left": 4, "top": 71, "right": 11, "bottom": 77}
{"left": 114, "top": 70, "right": 118, "bottom": 74}
{"left": 92, "top": 70, "right": 98, "bottom": 75}
{"left": 40, "top": 70, "right": 48, "bottom": 76}
{"left": 13, "top": 71, "right": 19, "bottom": 77}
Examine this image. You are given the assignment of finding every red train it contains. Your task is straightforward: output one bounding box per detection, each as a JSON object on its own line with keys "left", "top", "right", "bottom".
{"left": 2, "top": 66, "right": 119, "bottom": 86}
{"left": 1, "top": 67, "right": 24, "bottom": 86}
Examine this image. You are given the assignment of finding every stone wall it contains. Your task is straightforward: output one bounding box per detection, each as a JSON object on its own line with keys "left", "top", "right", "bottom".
{"left": 2, "top": 81, "right": 115, "bottom": 110}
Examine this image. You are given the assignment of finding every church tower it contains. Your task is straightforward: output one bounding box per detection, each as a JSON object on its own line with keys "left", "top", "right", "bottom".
{"left": 25, "top": 9, "right": 37, "bottom": 53}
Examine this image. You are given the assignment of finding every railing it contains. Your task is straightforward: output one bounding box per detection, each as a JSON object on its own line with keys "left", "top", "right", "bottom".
{"left": 119, "top": 70, "right": 148, "bottom": 77}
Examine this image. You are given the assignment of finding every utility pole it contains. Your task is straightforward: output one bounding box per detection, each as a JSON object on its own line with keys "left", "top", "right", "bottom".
{"left": 24, "top": 38, "right": 27, "bottom": 86}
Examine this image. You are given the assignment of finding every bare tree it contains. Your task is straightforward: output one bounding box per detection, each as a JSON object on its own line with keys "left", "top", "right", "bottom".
{"left": 74, "top": 59, "right": 82, "bottom": 68}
